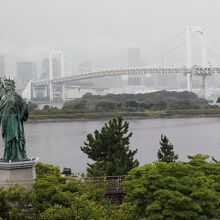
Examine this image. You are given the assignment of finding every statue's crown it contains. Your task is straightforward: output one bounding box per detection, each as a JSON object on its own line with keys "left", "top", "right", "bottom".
{"left": 0, "top": 77, "right": 15, "bottom": 88}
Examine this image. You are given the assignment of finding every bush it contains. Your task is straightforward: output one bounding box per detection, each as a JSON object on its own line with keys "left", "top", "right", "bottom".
{"left": 120, "top": 156, "right": 220, "bottom": 219}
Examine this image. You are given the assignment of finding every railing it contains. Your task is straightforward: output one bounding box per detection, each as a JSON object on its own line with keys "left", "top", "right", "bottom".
{"left": 85, "top": 175, "right": 126, "bottom": 204}
{"left": 32, "top": 65, "right": 220, "bottom": 86}
{"left": 82, "top": 175, "right": 126, "bottom": 195}
{"left": 105, "top": 176, "right": 125, "bottom": 195}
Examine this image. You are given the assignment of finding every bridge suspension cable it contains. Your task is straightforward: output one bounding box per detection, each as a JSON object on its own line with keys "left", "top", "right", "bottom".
{"left": 206, "top": 31, "right": 220, "bottom": 46}
{"left": 194, "top": 32, "right": 220, "bottom": 57}
{"left": 64, "top": 57, "right": 102, "bottom": 72}
{"left": 64, "top": 57, "right": 84, "bottom": 67}
{"left": 146, "top": 29, "right": 186, "bottom": 62}
{"left": 163, "top": 39, "right": 186, "bottom": 57}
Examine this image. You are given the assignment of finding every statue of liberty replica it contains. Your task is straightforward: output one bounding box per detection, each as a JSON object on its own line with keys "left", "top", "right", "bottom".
{"left": 0, "top": 77, "right": 29, "bottom": 162}
{"left": 0, "top": 77, "right": 37, "bottom": 189}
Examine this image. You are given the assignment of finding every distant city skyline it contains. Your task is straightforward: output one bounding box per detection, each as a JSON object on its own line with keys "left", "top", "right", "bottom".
{"left": 16, "top": 61, "right": 37, "bottom": 87}
{"left": 1, "top": 0, "right": 220, "bottom": 76}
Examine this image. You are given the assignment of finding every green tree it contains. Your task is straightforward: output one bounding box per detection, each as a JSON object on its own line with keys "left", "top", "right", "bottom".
{"left": 119, "top": 157, "right": 220, "bottom": 219}
{"left": 157, "top": 134, "right": 178, "bottom": 162}
{"left": 81, "top": 116, "right": 139, "bottom": 176}
{"left": 43, "top": 105, "right": 50, "bottom": 110}
{"left": 0, "top": 186, "right": 33, "bottom": 220}
{"left": 0, "top": 162, "right": 118, "bottom": 219}
{"left": 32, "top": 162, "right": 117, "bottom": 219}
{"left": 35, "top": 162, "right": 60, "bottom": 178}
{"left": 188, "top": 154, "right": 209, "bottom": 166}
{"left": 28, "top": 102, "right": 38, "bottom": 113}
{"left": 40, "top": 196, "right": 114, "bottom": 220}
{"left": 40, "top": 205, "right": 73, "bottom": 220}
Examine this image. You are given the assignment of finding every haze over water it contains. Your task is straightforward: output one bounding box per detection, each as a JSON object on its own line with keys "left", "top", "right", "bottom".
{"left": 0, "top": 118, "right": 219, "bottom": 172}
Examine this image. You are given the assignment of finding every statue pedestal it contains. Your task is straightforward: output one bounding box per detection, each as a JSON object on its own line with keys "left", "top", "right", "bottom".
{"left": 0, "top": 158, "right": 38, "bottom": 190}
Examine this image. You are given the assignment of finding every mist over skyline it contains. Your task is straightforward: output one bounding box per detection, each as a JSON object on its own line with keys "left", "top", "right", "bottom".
{"left": 1, "top": 0, "right": 220, "bottom": 75}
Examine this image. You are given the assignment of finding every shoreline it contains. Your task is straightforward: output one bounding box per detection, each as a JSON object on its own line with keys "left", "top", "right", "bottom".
{"left": 27, "top": 112, "right": 220, "bottom": 123}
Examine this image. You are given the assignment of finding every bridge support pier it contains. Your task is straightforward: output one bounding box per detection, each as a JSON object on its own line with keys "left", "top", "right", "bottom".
{"left": 49, "top": 51, "right": 53, "bottom": 101}
{"left": 31, "top": 82, "right": 33, "bottom": 100}
{"left": 62, "top": 84, "right": 65, "bottom": 101}
{"left": 49, "top": 83, "right": 53, "bottom": 101}
{"left": 187, "top": 73, "right": 192, "bottom": 92}
{"left": 202, "top": 75, "right": 207, "bottom": 98}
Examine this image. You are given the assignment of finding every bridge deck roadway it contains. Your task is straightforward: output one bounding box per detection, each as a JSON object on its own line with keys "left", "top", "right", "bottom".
{"left": 33, "top": 66, "right": 220, "bottom": 87}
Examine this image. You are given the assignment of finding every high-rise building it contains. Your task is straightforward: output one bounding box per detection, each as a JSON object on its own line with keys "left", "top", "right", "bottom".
{"left": 17, "top": 62, "right": 37, "bottom": 86}
{"left": 41, "top": 59, "right": 49, "bottom": 79}
{"left": 0, "top": 55, "right": 5, "bottom": 76}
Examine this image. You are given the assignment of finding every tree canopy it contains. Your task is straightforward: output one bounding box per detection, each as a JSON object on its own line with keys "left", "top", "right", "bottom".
{"left": 157, "top": 134, "right": 178, "bottom": 162}
{"left": 81, "top": 116, "right": 139, "bottom": 176}
{"left": 0, "top": 157, "right": 220, "bottom": 219}
{"left": 121, "top": 156, "right": 220, "bottom": 219}
{"left": 63, "top": 90, "right": 209, "bottom": 112}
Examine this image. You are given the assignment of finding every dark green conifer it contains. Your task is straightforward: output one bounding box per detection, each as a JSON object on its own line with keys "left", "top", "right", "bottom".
{"left": 157, "top": 134, "right": 178, "bottom": 162}
{"left": 81, "top": 116, "right": 139, "bottom": 176}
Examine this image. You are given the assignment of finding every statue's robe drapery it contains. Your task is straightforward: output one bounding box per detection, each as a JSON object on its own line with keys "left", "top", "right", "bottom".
{"left": 0, "top": 91, "right": 28, "bottom": 161}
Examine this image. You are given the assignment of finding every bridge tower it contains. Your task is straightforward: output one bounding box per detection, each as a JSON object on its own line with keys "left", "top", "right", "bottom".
{"left": 48, "top": 49, "right": 65, "bottom": 101}
{"left": 186, "top": 26, "right": 207, "bottom": 97}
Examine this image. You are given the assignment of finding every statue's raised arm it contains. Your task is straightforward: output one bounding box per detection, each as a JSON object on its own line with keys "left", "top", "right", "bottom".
{"left": 0, "top": 77, "right": 29, "bottom": 162}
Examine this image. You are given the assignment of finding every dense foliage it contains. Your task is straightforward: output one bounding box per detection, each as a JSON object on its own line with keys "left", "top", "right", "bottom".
{"left": 28, "top": 91, "right": 220, "bottom": 121}
{"left": 157, "top": 134, "right": 178, "bottom": 162}
{"left": 34, "top": 162, "right": 118, "bottom": 219}
{"left": 28, "top": 102, "right": 38, "bottom": 113}
{"left": 81, "top": 116, "right": 139, "bottom": 176}
{"left": 0, "top": 162, "right": 118, "bottom": 220}
{"left": 121, "top": 155, "right": 220, "bottom": 219}
{"left": 1, "top": 156, "right": 220, "bottom": 219}
{"left": 63, "top": 91, "right": 209, "bottom": 112}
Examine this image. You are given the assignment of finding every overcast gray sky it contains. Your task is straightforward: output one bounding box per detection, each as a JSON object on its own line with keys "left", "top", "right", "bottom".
{"left": 1, "top": 0, "right": 220, "bottom": 75}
